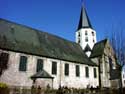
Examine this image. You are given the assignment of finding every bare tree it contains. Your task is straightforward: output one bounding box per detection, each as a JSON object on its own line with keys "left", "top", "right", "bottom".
{"left": 109, "top": 23, "right": 125, "bottom": 94}
{"left": 109, "top": 23, "right": 125, "bottom": 69}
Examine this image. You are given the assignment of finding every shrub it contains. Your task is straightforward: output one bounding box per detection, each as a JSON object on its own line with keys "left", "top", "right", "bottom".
{"left": 0, "top": 82, "right": 8, "bottom": 88}
{"left": 0, "top": 82, "right": 9, "bottom": 94}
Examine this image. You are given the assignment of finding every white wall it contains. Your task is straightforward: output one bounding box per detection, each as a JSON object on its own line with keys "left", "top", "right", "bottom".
{"left": 76, "top": 28, "right": 97, "bottom": 50}
{"left": 0, "top": 49, "right": 99, "bottom": 89}
{"left": 122, "top": 67, "right": 125, "bottom": 87}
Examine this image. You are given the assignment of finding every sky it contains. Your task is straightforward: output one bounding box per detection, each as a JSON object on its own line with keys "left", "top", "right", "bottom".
{"left": 0, "top": 0, "right": 125, "bottom": 42}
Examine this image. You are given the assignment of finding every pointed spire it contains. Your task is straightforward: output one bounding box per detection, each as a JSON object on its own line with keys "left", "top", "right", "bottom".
{"left": 77, "top": 4, "right": 92, "bottom": 30}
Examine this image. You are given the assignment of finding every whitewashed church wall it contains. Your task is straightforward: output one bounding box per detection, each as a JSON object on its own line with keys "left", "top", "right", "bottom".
{"left": 0, "top": 50, "right": 33, "bottom": 88}
{"left": 44, "top": 58, "right": 61, "bottom": 89}
{"left": 34, "top": 78, "right": 53, "bottom": 88}
{"left": 0, "top": 49, "right": 99, "bottom": 89}
{"left": 60, "top": 62, "right": 98, "bottom": 88}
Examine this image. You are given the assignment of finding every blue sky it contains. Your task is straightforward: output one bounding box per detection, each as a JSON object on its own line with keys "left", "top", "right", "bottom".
{"left": 0, "top": 0, "right": 125, "bottom": 42}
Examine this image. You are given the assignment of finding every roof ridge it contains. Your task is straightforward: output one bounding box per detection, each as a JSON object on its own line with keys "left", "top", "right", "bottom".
{"left": 95, "top": 38, "right": 108, "bottom": 45}
{"left": 90, "top": 38, "right": 108, "bottom": 58}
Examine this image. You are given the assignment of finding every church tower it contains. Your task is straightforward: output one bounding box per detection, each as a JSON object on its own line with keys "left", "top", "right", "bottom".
{"left": 76, "top": 5, "right": 97, "bottom": 57}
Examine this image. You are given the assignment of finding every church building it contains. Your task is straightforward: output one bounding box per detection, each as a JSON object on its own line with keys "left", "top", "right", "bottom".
{"left": 0, "top": 4, "right": 120, "bottom": 89}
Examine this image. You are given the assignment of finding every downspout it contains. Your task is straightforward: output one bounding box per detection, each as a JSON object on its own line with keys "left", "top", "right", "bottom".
{"left": 59, "top": 60, "right": 62, "bottom": 87}
{"left": 98, "top": 57, "right": 102, "bottom": 88}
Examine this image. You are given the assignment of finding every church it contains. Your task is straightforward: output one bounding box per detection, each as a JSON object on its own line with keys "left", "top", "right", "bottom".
{"left": 0, "top": 4, "right": 120, "bottom": 89}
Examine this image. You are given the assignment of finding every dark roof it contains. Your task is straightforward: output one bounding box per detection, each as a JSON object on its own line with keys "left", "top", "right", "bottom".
{"left": 90, "top": 39, "right": 108, "bottom": 58}
{"left": 31, "top": 70, "right": 53, "bottom": 79}
{"left": 84, "top": 44, "right": 91, "bottom": 52}
{"left": 77, "top": 5, "right": 92, "bottom": 30}
{"left": 0, "top": 18, "right": 96, "bottom": 66}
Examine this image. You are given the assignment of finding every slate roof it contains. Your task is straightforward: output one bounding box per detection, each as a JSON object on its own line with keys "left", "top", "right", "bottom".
{"left": 0, "top": 18, "right": 96, "bottom": 66}
{"left": 31, "top": 70, "right": 53, "bottom": 79}
{"left": 77, "top": 5, "right": 92, "bottom": 30}
{"left": 84, "top": 44, "right": 91, "bottom": 52}
{"left": 90, "top": 39, "right": 108, "bottom": 58}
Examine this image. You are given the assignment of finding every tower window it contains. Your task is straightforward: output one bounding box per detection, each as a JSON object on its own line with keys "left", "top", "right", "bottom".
{"left": 93, "top": 39, "right": 95, "bottom": 43}
{"left": 85, "top": 31, "right": 88, "bottom": 35}
{"left": 92, "top": 31, "right": 94, "bottom": 36}
{"left": 85, "top": 37, "right": 88, "bottom": 42}
{"left": 78, "top": 38, "right": 80, "bottom": 44}
{"left": 78, "top": 32, "right": 80, "bottom": 37}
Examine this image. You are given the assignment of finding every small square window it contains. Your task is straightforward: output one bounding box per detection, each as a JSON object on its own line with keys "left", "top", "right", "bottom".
{"left": 92, "top": 32, "right": 94, "bottom": 36}
{"left": 85, "top": 31, "right": 88, "bottom": 35}
{"left": 78, "top": 38, "right": 80, "bottom": 43}
{"left": 78, "top": 32, "right": 80, "bottom": 37}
